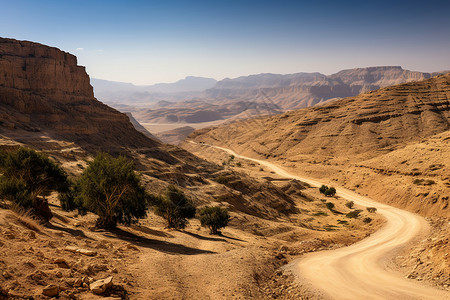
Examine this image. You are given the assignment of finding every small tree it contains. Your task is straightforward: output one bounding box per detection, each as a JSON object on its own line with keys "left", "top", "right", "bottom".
{"left": 76, "top": 153, "right": 149, "bottom": 229}
{"left": 155, "top": 185, "right": 196, "bottom": 229}
{"left": 0, "top": 148, "right": 69, "bottom": 221}
{"left": 199, "top": 206, "right": 230, "bottom": 234}
{"left": 319, "top": 185, "right": 328, "bottom": 194}
{"left": 324, "top": 187, "right": 336, "bottom": 197}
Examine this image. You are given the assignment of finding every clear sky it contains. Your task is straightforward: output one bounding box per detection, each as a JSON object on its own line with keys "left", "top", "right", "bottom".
{"left": 2, "top": 0, "right": 450, "bottom": 85}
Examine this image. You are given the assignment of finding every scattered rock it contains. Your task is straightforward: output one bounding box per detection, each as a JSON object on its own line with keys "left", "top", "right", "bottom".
{"left": 65, "top": 246, "right": 78, "bottom": 253}
{"left": 90, "top": 276, "right": 113, "bottom": 295}
{"left": 77, "top": 248, "right": 97, "bottom": 256}
{"left": 54, "top": 258, "right": 70, "bottom": 268}
{"left": 64, "top": 246, "right": 97, "bottom": 256}
{"left": 42, "top": 284, "right": 59, "bottom": 297}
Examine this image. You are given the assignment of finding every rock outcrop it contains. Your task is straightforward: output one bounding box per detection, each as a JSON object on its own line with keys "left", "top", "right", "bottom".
{"left": 0, "top": 37, "right": 159, "bottom": 153}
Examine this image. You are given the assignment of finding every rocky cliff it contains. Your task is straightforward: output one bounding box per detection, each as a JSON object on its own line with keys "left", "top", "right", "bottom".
{"left": 0, "top": 37, "right": 159, "bottom": 152}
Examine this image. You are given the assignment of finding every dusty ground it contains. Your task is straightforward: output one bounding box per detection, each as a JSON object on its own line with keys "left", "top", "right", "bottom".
{"left": 0, "top": 168, "right": 382, "bottom": 300}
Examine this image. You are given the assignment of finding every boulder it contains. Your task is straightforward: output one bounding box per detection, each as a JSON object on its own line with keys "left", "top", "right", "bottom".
{"left": 90, "top": 276, "right": 113, "bottom": 295}
{"left": 42, "top": 284, "right": 59, "bottom": 297}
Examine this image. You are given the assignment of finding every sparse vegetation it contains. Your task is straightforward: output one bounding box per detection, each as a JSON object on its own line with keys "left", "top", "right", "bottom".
{"left": 345, "top": 201, "right": 354, "bottom": 209}
{"left": 366, "top": 207, "right": 377, "bottom": 213}
{"left": 236, "top": 162, "right": 242, "bottom": 167}
{"left": 312, "top": 211, "right": 328, "bottom": 217}
{"left": 155, "top": 185, "right": 196, "bottom": 229}
{"left": 325, "top": 202, "right": 335, "bottom": 211}
{"left": 319, "top": 185, "right": 336, "bottom": 196}
{"left": 198, "top": 206, "right": 230, "bottom": 234}
{"left": 363, "top": 217, "right": 372, "bottom": 223}
{"left": 346, "top": 209, "right": 363, "bottom": 219}
{"left": 0, "top": 147, "right": 69, "bottom": 221}
{"left": 76, "top": 152, "right": 149, "bottom": 229}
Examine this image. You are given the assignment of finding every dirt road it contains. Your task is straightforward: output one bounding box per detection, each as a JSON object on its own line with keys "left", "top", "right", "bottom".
{"left": 194, "top": 142, "right": 450, "bottom": 299}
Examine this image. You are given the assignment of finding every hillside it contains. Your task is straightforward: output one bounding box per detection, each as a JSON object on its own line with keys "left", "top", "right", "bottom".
{"left": 186, "top": 73, "right": 450, "bottom": 217}
{"left": 0, "top": 37, "right": 388, "bottom": 299}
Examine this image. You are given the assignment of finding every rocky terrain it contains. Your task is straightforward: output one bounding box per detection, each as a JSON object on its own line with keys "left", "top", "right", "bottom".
{"left": 0, "top": 38, "right": 384, "bottom": 299}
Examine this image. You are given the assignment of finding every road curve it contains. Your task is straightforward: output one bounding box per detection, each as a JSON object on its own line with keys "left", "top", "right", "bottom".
{"left": 191, "top": 142, "right": 450, "bottom": 300}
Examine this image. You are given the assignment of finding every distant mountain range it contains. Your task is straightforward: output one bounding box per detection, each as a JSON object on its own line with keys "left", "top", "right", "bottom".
{"left": 91, "top": 76, "right": 217, "bottom": 106}
{"left": 203, "top": 66, "right": 446, "bottom": 110}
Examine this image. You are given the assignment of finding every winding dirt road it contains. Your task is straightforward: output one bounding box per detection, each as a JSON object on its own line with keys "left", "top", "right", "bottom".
{"left": 193, "top": 142, "right": 450, "bottom": 299}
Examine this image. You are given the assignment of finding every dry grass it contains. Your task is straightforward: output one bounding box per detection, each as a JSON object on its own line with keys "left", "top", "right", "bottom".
{"left": 10, "top": 204, "right": 42, "bottom": 232}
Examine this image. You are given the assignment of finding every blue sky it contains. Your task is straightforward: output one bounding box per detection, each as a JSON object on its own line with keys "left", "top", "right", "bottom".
{"left": 2, "top": 0, "right": 449, "bottom": 84}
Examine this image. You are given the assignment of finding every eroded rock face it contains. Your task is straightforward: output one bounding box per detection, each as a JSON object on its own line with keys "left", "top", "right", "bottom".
{"left": 0, "top": 37, "right": 159, "bottom": 152}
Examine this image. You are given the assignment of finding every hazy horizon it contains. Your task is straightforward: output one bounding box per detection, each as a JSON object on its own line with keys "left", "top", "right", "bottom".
{"left": 3, "top": 0, "right": 450, "bottom": 85}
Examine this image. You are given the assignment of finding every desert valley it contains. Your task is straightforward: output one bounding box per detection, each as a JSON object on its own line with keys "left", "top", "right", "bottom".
{"left": 0, "top": 2, "right": 450, "bottom": 299}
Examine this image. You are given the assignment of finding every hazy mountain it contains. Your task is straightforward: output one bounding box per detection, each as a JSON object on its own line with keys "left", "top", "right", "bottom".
{"left": 91, "top": 76, "right": 217, "bottom": 106}
{"left": 204, "top": 66, "right": 446, "bottom": 110}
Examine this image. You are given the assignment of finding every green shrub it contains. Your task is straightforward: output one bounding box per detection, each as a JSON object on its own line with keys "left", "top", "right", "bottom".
{"left": 155, "top": 185, "right": 196, "bottom": 229}
{"left": 319, "top": 185, "right": 328, "bottom": 194}
{"left": 236, "top": 162, "right": 242, "bottom": 167}
{"left": 325, "top": 202, "right": 335, "bottom": 210}
{"left": 0, "top": 147, "right": 69, "bottom": 221}
{"left": 345, "top": 201, "right": 354, "bottom": 209}
{"left": 199, "top": 206, "right": 230, "bottom": 234}
{"left": 324, "top": 187, "right": 336, "bottom": 197}
{"left": 76, "top": 152, "right": 149, "bottom": 229}
{"left": 319, "top": 185, "right": 336, "bottom": 196}
{"left": 363, "top": 217, "right": 372, "bottom": 223}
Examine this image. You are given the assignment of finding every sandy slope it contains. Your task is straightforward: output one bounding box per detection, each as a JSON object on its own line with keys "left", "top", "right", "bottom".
{"left": 190, "top": 142, "right": 450, "bottom": 299}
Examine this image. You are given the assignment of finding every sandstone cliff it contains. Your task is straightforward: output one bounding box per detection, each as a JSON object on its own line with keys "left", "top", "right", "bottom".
{"left": 0, "top": 37, "right": 159, "bottom": 153}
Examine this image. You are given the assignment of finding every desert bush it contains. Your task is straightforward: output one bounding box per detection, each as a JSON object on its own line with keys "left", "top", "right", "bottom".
{"left": 345, "top": 201, "right": 354, "bottom": 209}
{"left": 236, "top": 162, "right": 242, "bottom": 167}
{"left": 0, "top": 147, "right": 69, "bottom": 221}
{"left": 366, "top": 207, "right": 377, "bottom": 213}
{"left": 324, "top": 187, "right": 336, "bottom": 197}
{"left": 346, "top": 209, "right": 362, "bottom": 219}
{"left": 325, "top": 202, "right": 335, "bottom": 211}
{"left": 319, "top": 185, "right": 336, "bottom": 196}
{"left": 76, "top": 152, "right": 149, "bottom": 229}
{"left": 363, "top": 217, "right": 372, "bottom": 223}
{"left": 198, "top": 206, "right": 230, "bottom": 234}
{"left": 319, "top": 185, "right": 328, "bottom": 194}
{"left": 155, "top": 185, "right": 196, "bottom": 229}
